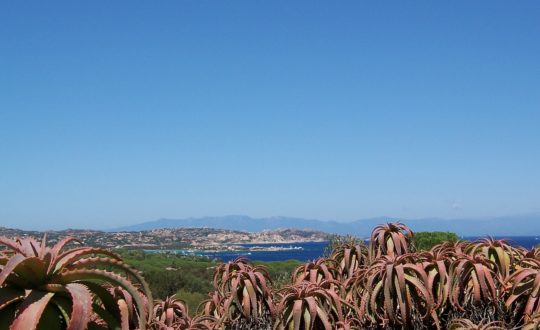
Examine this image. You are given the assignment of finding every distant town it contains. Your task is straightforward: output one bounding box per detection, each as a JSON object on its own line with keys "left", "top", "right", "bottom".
{"left": 0, "top": 226, "right": 330, "bottom": 251}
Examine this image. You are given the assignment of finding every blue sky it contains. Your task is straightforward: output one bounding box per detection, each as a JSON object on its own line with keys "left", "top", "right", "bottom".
{"left": 1, "top": 1, "right": 539, "bottom": 230}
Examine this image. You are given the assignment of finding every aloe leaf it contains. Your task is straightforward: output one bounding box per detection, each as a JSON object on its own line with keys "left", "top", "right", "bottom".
{"left": 0, "top": 237, "right": 24, "bottom": 255}
{"left": 58, "top": 270, "right": 148, "bottom": 330}
{"left": 64, "top": 283, "right": 92, "bottom": 330}
{"left": 0, "top": 255, "right": 26, "bottom": 287}
{"left": 10, "top": 290, "right": 54, "bottom": 330}
{"left": 291, "top": 299, "right": 302, "bottom": 330}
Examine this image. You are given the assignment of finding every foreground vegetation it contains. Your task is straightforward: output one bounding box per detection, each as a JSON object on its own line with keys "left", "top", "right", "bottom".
{"left": 2, "top": 223, "right": 540, "bottom": 329}
{"left": 118, "top": 250, "right": 300, "bottom": 311}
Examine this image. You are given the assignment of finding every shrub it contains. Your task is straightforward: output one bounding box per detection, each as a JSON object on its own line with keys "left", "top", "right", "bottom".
{"left": 413, "top": 231, "right": 459, "bottom": 251}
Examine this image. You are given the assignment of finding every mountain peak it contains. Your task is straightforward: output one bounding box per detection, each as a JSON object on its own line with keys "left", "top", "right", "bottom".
{"left": 110, "top": 214, "right": 540, "bottom": 236}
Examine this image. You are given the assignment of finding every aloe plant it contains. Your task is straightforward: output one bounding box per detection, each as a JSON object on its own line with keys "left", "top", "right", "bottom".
{"left": 198, "top": 290, "right": 225, "bottom": 324}
{"left": 0, "top": 235, "right": 152, "bottom": 330}
{"left": 107, "top": 284, "right": 151, "bottom": 329}
{"left": 419, "top": 250, "right": 453, "bottom": 311}
{"left": 342, "top": 265, "right": 368, "bottom": 312}
{"left": 152, "top": 295, "right": 188, "bottom": 328}
{"left": 360, "top": 254, "right": 438, "bottom": 328}
{"left": 205, "top": 257, "right": 276, "bottom": 329}
{"left": 330, "top": 242, "right": 368, "bottom": 281}
{"left": 220, "top": 264, "right": 275, "bottom": 322}
{"left": 368, "top": 222, "right": 413, "bottom": 260}
{"left": 449, "top": 254, "right": 499, "bottom": 310}
{"left": 292, "top": 258, "right": 338, "bottom": 285}
{"left": 273, "top": 281, "right": 343, "bottom": 330}
{"left": 466, "top": 238, "right": 518, "bottom": 281}
{"left": 521, "top": 247, "right": 540, "bottom": 261}
{"left": 430, "top": 240, "right": 467, "bottom": 258}
{"left": 505, "top": 258, "right": 540, "bottom": 323}
{"left": 212, "top": 257, "right": 251, "bottom": 294}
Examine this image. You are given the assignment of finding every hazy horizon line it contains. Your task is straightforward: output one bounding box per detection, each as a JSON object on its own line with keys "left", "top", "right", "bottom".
{"left": 4, "top": 212, "right": 539, "bottom": 232}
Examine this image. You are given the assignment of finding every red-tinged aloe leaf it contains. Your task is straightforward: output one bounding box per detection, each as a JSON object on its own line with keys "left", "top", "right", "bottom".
{"left": 0, "top": 287, "right": 25, "bottom": 311}
{"left": 407, "top": 273, "right": 433, "bottom": 304}
{"left": 471, "top": 269, "right": 482, "bottom": 303}
{"left": 58, "top": 270, "right": 148, "bottom": 330}
{"left": 0, "top": 237, "right": 24, "bottom": 254}
{"left": 344, "top": 249, "right": 351, "bottom": 273}
{"left": 315, "top": 304, "right": 333, "bottom": 330}
{"left": 18, "top": 238, "right": 39, "bottom": 257}
{"left": 390, "top": 232, "right": 402, "bottom": 255}
{"left": 473, "top": 263, "right": 492, "bottom": 299}
{"left": 304, "top": 296, "right": 318, "bottom": 330}
{"left": 395, "top": 265, "right": 409, "bottom": 324}
{"left": 245, "top": 270, "right": 259, "bottom": 293}
{"left": 243, "top": 278, "right": 258, "bottom": 318}
{"left": 511, "top": 269, "right": 537, "bottom": 287}
{"left": 50, "top": 237, "right": 81, "bottom": 258}
{"left": 531, "top": 274, "right": 540, "bottom": 299}
{"left": 253, "top": 272, "right": 272, "bottom": 296}
{"left": 65, "top": 283, "right": 93, "bottom": 330}
{"left": 47, "top": 237, "right": 81, "bottom": 273}
{"left": 6, "top": 257, "right": 47, "bottom": 287}
{"left": 111, "top": 287, "right": 135, "bottom": 322}
{"left": 377, "top": 231, "right": 385, "bottom": 248}
{"left": 369, "top": 280, "right": 383, "bottom": 318}
{"left": 278, "top": 302, "right": 293, "bottom": 325}
{"left": 383, "top": 265, "right": 394, "bottom": 321}
{"left": 10, "top": 290, "right": 55, "bottom": 330}
{"left": 404, "top": 273, "right": 433, "bottom": 319}
{"left": 506, "top": 292, "right": 523, "bottom": 307}
{"left": 241, "top": 285, "right": 250, "bottom": 317}
{"left": 117, "top": 299, "right": 130, "bottom": 330}
{"left": 325, "top": 286, "right": 344, "bottom": 320}
{"left": 0, "top": 254, "right": 27, "bottom": 286}
{"left": 85, "top": 281, "right": 128, "bottom": 325}
{"left": 523, "top": 295, "right": 538, "bottom": 318}
{"left": 450, "top": 277, "right": 465, "bottom": 310}
{"left": 38, "top": 235, "right": 48, "bottom": 260}
{"left": 292, "top": 299, "right": 303, "bottom": 330}
{"left": 53, "top": 248, "right": 121, "bottom": 273}
{"left": 436, "top": 259, "right": 448, "bottom": 293}
{"left": 69, "top": 257, "right": 153, "bottom": 315}
{"left": 484, "top": 269, "right": 499, "bottom": 300}
{"left": 386, "top": 236, "right": 395, "bottom": 256}
{"left": 165, "top": 308, "right": 174, "bottom": 326}
{"left": 394, "top": 275, "right": 409, "bottom": 324}
{"left": 309, "top": 268, "right": 317, "bottom": 283}
{"left": 496, "top": 248, "right": 511, "bottom": 277}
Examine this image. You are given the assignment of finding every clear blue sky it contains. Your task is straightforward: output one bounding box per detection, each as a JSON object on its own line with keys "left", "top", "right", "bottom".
{"left": 1, "top": 1, "right": 539, "bottom": 230}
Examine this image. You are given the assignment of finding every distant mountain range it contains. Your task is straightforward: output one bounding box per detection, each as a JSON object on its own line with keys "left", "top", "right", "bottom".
{"left": 111, "top": 214, "right": 540, "bottom": 237}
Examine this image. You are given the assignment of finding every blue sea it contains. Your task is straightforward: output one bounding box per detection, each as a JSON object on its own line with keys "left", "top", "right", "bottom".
{"left": 146, "top": 236, "right": 540, "bottom": 262}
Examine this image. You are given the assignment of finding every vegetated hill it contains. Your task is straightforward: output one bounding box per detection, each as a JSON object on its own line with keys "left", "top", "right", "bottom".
{"left": 111, "top": 213, "right": 540, "bottom": 237}
{"left": 0, "top": 226, "right": 329, "bottom": 249}
{"left": 112, "top": 215, "right": 344, "bottom": 234}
